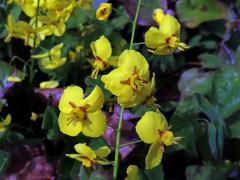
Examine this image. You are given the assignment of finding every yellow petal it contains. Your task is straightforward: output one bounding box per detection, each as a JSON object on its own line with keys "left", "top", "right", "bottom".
{"left": 136, "top": 111, "right": 168, "bottom": 144}
{"left": 95, "top": 159, "right": 112, "bottom": 165}
{"left": 95, "top": 146, "right": 111, "bottom": 158}
{"left": 39, "top": 80, "right": 59, "bottom": 89}
{"left": 0, "top": 114, "right": 11, "bottom": 128}
{"left": 79, "top": 86, "right": 104, "bottom": 112}
{"left": 58, "top": 85, "right": 83, "bottom": 113}
{"left": 118, "top": 50, "right": 149, "bottom": 76}
{"left": 101, "top": 68, "right": 131, "bottom": 96}
{"left": 82, "top": 111, "right": 106, "bottom": 137}
{"left": 91, "top": 35, "right": 112, "bottom": 61}
{"left": 31, "top": 52, "right": 49, "bottom": 59}
{"left": 145, "top": 141, "right": 164, "bottom": 169}
{"left": 7, "top": 76, "right": 22, "bottom": 82}
{"left": 65, "top": 153, "right": 81, "bottom": 160}
{"left": 50, "top": 43, "right": 64, "bottom": 57}
{"left": 160, "top": 15, "right": 180, "bottom": 38}
{"left": 125, "top": 165, "right": 140, "bottom": 180}
{"left": 145, "top": 27, "right": 164, "bottom": 49}
{"left": 58, "top": 112, "right": 83, "bottom": 136}
{"left": 153, "top": 8, "right": 165, "bottom": 25}
{"left": 74, "top": 143, "right": 96, "bottom": 160}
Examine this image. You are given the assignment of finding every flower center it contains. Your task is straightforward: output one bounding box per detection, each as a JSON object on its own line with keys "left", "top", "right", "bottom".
{"left": 166, "top": 36, "right": 189, "bottom": 51}
{"left": 91, "top": 56, "right": 107, "bottom": 79}
{"left": 121, "top": 67, "right": 146, "bottom": 91}
{"left": 67, "top": 102, "right": 86, "bottom": 126}
{"left": 158, "top": 130, "right": 174, "bottom": 146}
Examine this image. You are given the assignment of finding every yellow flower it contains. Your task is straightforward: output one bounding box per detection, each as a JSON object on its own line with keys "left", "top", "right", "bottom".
{"left": 39, "top": 80, "right": 59, "bottom": 89}
{"left": 0, "top": 114, "right": 11, "bottom": 132}
{"left": 101, "top": 50, "right": 153, "bottom": 108}
{"left": 136, "top": 111, "right": 175, "bottom": 169}
{"left": 37, "top": 15, "right": 66, "bottom": 37}
{"left": 145, "top": 14, "right": 189, "bottom": 55}
{"left": 5, "top": 15, "right": 44, "bottom": 47}
{"left": 58, "top": 85, "right": 106, "bottom": 137}
{"left": 152, "top": 8, "right": 165, "bottom": 25}
{"left": 30, "top": 112, "right": 39, "bottom": 121}
{"left": 12, "top": 0, "right": 45, "bottom": 17}
{"left": 46, "top": 0, "right": 75, "bottom": 21}
{"left": 66, "top": 143, "right": 111, "bottom": 167}
{"left": 96, "top": 3, "right": 112, "bottom": 21}
{"left": 125, "top": 165, "right": 140, "bottom": 180}
{"left": 90, "top": 36, "right": 113, "bottom": 79}
{"left": 31, "top": 43, "right": 67, "bottom": 70}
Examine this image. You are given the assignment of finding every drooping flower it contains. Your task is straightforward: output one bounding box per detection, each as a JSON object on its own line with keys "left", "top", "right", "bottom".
{"left": 90, "top": 36, "right": 115, "bottom": 79}
{"left": 0, "top": 114, "right": 11, "bottom": 132}
{"left": 145, "top": 14, "right": 189, "bottom": 55}
{"left": 124, "top": 165, "right": 140, "bottom": 180}
{"left": 58, "top": 85, "right": 106, "bottom": 137}
{"left": 5, "top": 15, "right": 44, "bottom": 47}
{"left": 66, "top": 143, "right": 111, "bottom": 167}
{"left": 136, "top": 111, "right": 177, "bottom": 169}
{"left": 37, "top": 15, "right": 67, "bottom": 37}
{"left": 152, "top": 8, "right": 165, "bottom": 26}
{"left": 101, "top": 50, "right": 154, "bottom": 108}
{"left": 96, "top": 3, "right": 112, "bottom": 21}
{"left": 39, "top": 80, "right": 59, "bottom": 89}
{"left": 31, "top": 43, "right": 66, "bottom": 70}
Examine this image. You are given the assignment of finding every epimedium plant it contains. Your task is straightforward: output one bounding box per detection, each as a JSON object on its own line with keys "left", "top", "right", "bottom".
{"left": 0, "top": 0, "right": 240, "bottom": 179}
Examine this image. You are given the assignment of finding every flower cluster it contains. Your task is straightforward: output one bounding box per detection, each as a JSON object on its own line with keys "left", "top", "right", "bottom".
{"left": 145, "top": 10, "right": 189, "bottom": 55}
{"left": 3, "top": 0, "right": 189, "bottom": 178}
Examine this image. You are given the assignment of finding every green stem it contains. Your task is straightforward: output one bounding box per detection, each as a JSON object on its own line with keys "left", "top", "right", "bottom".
{"left": 113, "top": 1, "right": 142, "bottom": 179}
{"left": 133, "top": 42, "right": 145, "bottom": 46}
{"left": 113, "top": 107, "right": 124, "bottom": 180}
{"left": 33, "top": 0, "right": 40, "bottom": 48}
{"left": 29, "top": 0, "right": 40, "bottom": 83}
{"left": 120, "top": 140, "right": 142, "bottom": 147}
{"left": 129, "top": 0, "right": 142, "bottom": 50}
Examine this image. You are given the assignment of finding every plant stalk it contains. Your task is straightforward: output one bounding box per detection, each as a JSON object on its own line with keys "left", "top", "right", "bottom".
{"left": 113, "top": 0, "right": 142, "bottom": 179}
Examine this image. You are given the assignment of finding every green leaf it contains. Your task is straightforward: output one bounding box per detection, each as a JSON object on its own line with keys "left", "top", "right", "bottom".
{"left": 178, "top": 68, "right": 214, "bottom": 98}
{"left": 211, "top": 67, "right": 240, "bottom": 118}
{"left": 42, "top": 106, "right": 60, "bottom": 140}
{"left": 144, "top": 164, "right": 164, "bottom": 180}
{"left": 89, "top": 137, "right": 108, "bottom": 150}
{"left": 176, "top": 0, "right": 228, "bottom": 28}
{"left": 196, "top": 95, "right": 225, "bottom": 159}
{"left": 0, "top": 150, "right": 9, "bottom": 175}
{"left": 186, "top": 162, "right": 233, "bottom": 180}
{"left": 7, "top": 131, "right": 25, "bottom": 144}
{"left": 90, "top": 170, "right": 107, "bottom": 180}
{"left": 188, "top": 35, "right": 202, "bottom": 48}
{"left": 198, "top": 53, "right": 223, "bottom": 68}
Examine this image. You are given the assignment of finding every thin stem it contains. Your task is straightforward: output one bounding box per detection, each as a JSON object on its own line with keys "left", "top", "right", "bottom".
{"left": 33, "top": 0, "right": 40, "bottom": 48}
{"left": 120, "top": 140, "right": 142, "bottom": 147}
{"left": 113, "top": 1, "right": 142, "bottom": 179}
{"left": 113, "top": 107, "right": 124, "bottom": 180}
{"left": 133, "top": 42, "right": 145, "bottom": 46}
{"left": 29, "top": 0, "right": 40, "bottom": 83}
{"left": 129, "top": 0, "right": 142, "bottom": 50}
